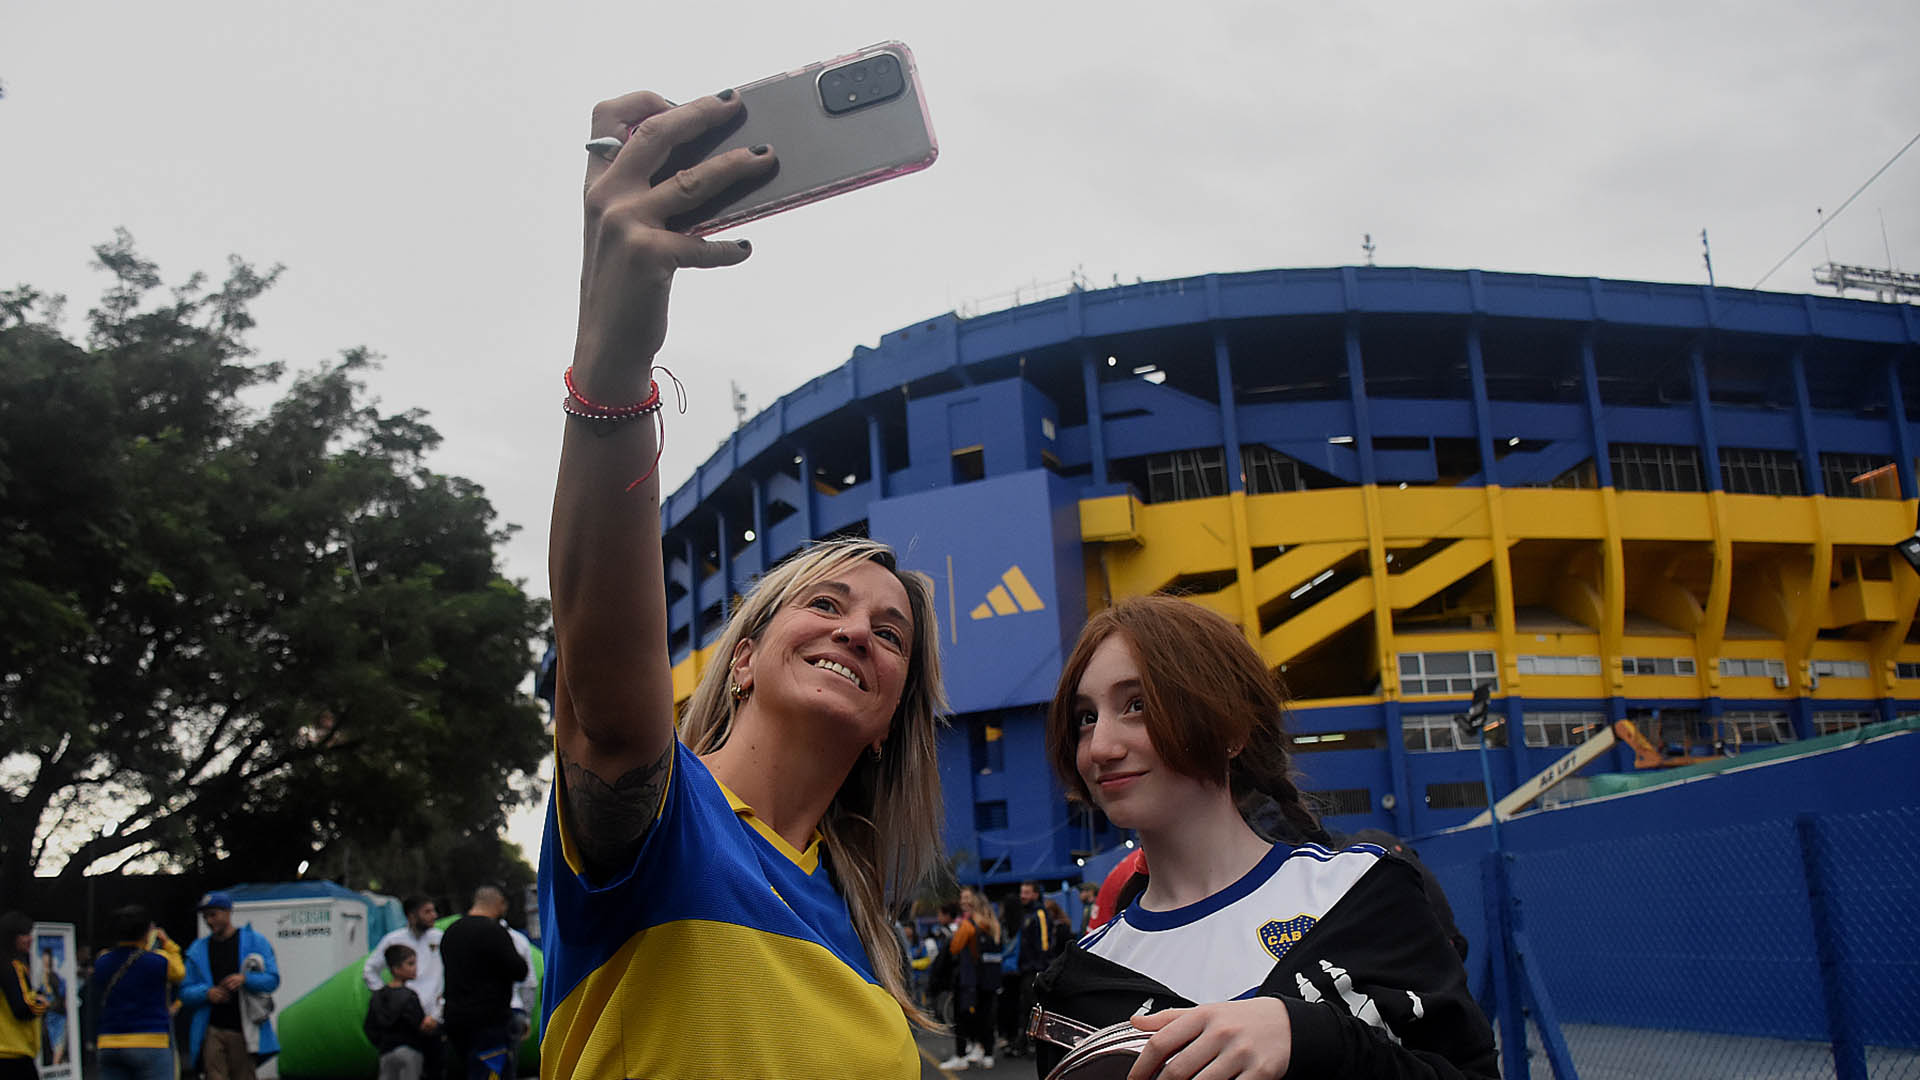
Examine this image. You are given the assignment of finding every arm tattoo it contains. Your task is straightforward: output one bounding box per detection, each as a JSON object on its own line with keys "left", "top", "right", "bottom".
{"left": 557, "top": 741, "right": 674, "bottom": 881}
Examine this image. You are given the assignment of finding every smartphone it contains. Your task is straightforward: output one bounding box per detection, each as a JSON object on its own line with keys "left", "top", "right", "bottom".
{"left": 655, "top": 42, "right": 938, "bottom": 235}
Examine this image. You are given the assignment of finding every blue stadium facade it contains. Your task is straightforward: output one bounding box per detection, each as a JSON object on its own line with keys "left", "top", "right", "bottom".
{"left": 657, "top": 266, "right": 1920, "bottom": 886}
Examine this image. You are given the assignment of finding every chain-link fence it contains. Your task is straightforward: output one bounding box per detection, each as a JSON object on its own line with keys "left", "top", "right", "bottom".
{"left": 1425, "top": 806, "right": 1920, "bottom": 1080}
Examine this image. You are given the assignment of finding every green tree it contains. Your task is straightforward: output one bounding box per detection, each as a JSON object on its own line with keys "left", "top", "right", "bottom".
{"left": 0, "top": 232, "right": 549, "bottom": 902}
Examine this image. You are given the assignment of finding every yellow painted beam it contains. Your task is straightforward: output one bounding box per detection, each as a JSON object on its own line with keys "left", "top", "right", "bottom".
{"left": 671, "top": 640, "right": 723, "bottom": 709}
{"left": 1242, "top": 489, "right": 1368, "bottom": 547}
{"left": 1616, "top": 492, "right": 1715, "bottom": 541}
{"left": 1228, "top": 489, "right": 1261, "bottom": 640}
{"left": 1080, "top": 494, "right": 1141, "bottom": 543}
{"left": 1361, "top": 486, "right": 1398, "bottom": 697}
{"left": 1503, "top": 490, "right": 1608, "bottom": 540}
{"left": 1262, "top": 578, "right": 1377, "bottom": 668}
{"left": 1870, "top": 552, "right": 1920, "bottom": 697}
{"left": 1484, "top": 486, "right": 1521, "bottom": 695}
{"left": 1375, "top": 487, "right": 1491, "bottom": 541}
{"left": 1385, "top": 539, "right": 1496, "bottom": 611}
{"left": 1696, "top": 491, "right": 1732, "bottom": 695}
{"left": 1784, "top": 499, "right": 1836, "bottom": 694}
{"left": 1248, "top": 542, "right": 1368, "bottom": 605}
{"left": 1599, "top": 489, "right": 1626, "bottom": 693}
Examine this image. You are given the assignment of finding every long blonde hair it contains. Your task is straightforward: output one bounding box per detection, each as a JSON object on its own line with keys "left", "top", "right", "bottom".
{"left": 680, "top": 538, "right": 948, "bottom": 1025}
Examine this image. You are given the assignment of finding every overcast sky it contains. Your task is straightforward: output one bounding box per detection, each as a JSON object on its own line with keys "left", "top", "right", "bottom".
{"left": 5, "top": 0, "right": 1916, "bottom": 866}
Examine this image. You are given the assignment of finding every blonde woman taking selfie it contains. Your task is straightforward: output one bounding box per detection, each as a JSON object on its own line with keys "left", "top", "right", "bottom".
{"left": 537, "top": 89, "right": 947, "bottom": 1079}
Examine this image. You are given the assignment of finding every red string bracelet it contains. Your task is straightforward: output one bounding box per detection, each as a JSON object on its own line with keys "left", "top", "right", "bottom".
{"left": 561, "top": 365, "right": 686, "bottom": 491}
{"left": 563, "top": 366, "right": 660, "bottom": 418}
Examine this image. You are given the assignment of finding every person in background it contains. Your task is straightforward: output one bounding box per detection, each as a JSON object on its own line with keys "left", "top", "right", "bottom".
{"left": 1, "top": 912, "right": 48, "bottom": 1079}
{"left": 91, "top": 906, "right": 183, "bottom": 1080}
{"left": 924, "top": 903, "right": 959, "bottom": 1024}
{"left": 438, "top": 886, "right": 526, "bottom": 1080}
{"left": 1040, "top": 899, "right": 1071, "bottom": 964}
{"left": 364, "top": 896, "right": 444, "bottom": 1076}
{"left": 502, "top": 918, "right": 537, "bottom": 1070}
{"left": 1074, "top": 882, "right": 1099, "bottom": 936}
{"left": 179, "top": 892, "right": 280, "bottom": 1080}
{"left": 365, "top": 944, "right": 433, "bottom": 1080}
{"left": 937, "top": 886, "right": 1001, "bottom": 1072}
{"left": 996, "top": 895, "right": 1026, "bottom": 1057}
{"left": 364, "top": 897, "right": 445, "bottom": 1024}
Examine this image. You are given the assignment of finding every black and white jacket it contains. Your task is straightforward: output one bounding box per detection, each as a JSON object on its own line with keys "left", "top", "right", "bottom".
{"left": 1034, "top": 844, "right": 1498, "bottom": 1079}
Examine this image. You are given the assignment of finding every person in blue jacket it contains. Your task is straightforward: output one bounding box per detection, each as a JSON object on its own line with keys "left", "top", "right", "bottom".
{"left": 177, "top": 893, "right": 280, "bottom": 1080}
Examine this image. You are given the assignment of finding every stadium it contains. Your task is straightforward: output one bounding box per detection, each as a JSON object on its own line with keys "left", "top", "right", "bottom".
{"left": 656, "top": 264, "right": 1920, "bottom": 887}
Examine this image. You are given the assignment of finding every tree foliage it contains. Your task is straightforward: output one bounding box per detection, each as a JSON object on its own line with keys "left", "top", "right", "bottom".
{"left": 0, "top": 232, "right": 549, "bottom": 900}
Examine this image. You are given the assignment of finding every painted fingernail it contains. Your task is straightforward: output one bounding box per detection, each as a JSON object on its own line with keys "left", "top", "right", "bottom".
{"left": 716, "top": 88, "right": 736, "bottom": 101}
{"left": 750, "top": 144, "right": 770, "bottom": 155}
{"left": 736, "top": 240, "right": 752, "bottom": 252}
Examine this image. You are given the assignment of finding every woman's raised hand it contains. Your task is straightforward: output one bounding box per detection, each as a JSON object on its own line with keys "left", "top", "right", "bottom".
{"left": 572, "top": 91, "right": 778, "bottom": 402}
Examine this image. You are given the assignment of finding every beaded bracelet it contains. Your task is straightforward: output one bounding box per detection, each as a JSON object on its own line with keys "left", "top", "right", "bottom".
{"left": 563, "top": 366, "right": 661, "bottom": 420}
{"left": 561, "top": 365, "right": 686, "bottom": 491}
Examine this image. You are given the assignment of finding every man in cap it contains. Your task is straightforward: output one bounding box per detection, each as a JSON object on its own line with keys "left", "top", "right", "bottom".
{"left": 179, "top": 892, "right": 281, "bottom": 1080}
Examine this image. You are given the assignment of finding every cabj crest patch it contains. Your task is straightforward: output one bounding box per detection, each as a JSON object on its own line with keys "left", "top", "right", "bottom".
{"left": 1258, "top": 914, "right": 1317, "bottom": 961}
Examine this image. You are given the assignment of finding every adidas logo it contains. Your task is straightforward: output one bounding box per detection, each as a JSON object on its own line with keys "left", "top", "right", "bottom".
{"left": 969, "top": 566, "right": 1047, "bottom": 620}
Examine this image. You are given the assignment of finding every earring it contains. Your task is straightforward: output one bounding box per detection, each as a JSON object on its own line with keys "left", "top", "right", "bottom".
{"left": 870, "top": 744, "right": 883, "bottom": 762}
{"left": 729, "top": 682, "right": 749, "bottom": 702}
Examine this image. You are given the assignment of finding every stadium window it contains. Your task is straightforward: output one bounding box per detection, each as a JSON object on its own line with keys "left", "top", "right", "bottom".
{"left": 1820, "top": 453, "right": 1899, "bottom": 499}
{"left": 951, "top": 446, "right": 986, "bottom": 484}
{"left": 1424, "top": 781, "right": 1488, "bottom": 810}
{"left": 1242, "top": 444, "right": 1306, "bottom": 494}
{"left": 1724, "top": 710, "right": 1796, "bottom": 746}
{"left": 1897, "top": 662, "right": 1920, "bottom": 680}
{"left": 1719, "top": 658, "right": 1788, "bottom": 679}
{"left": 1523, "top": 711, "right": 1607, "bottom": 748}
{"left": 1398, "top": 650, "right": 1498, "bottom": 695}
{"left": 1719, "top": 447, "right": 1804, "bottom": 496}
{"left": 1812, "top": 711, "right": 1874, "bottom": 736}
{"left": 1608, "top": 443, "right": 1704, "bottom": 492}
{"left": 974, "top": 800, "right": 1009, "bottom": 831}
{"left": 1145, "top": 447, "right": 1229, "bottom": 503}
{"left": 1811, "top": 659, "right": 1870, "bottom": 680}
{"left": 1516, "top": 655, "right": 1603, "bottom": 676}
{"left": 1621, "top": 656, "right": 1696, "bottom": 676}
{"left": 1305, "top": 788, "right": 1372, "bottom": 816}
{"left": 1402, "top": 714, "right": 1506, "bottom": 751}
{"left": 1290, "top": 730, "right": 1385, "bottom": 753}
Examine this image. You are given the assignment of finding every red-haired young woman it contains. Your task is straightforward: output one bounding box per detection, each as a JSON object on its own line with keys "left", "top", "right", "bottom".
{"left": 1032, "top": 597, "right": 1496, "bottom": 1080}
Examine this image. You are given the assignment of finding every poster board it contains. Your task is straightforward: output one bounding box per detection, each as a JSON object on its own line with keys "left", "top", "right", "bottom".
{"left": 30, "top": 921, "right": 79, "bottom": 1080}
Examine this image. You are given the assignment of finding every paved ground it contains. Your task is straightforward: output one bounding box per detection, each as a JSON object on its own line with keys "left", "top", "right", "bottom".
{"left": 915, "top": 1031, "right": 1044, "bottom": 1079}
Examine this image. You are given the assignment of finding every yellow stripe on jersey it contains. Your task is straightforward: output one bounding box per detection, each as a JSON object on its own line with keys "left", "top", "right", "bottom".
{"left": 541, "top": 917, "right": 917, "bottom": 1079}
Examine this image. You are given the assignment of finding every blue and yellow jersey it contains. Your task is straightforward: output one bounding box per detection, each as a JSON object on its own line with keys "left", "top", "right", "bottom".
{"left": 538, "top": 741, "right": 917, "bottom": 1079}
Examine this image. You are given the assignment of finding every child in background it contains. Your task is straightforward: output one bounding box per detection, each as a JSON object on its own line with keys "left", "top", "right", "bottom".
{"left": 363, "top": 945, "right": 430, "bottom": 1080}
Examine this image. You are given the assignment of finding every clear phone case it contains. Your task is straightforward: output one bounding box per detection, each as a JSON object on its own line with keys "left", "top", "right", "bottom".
{"left": 655, "top": 41, "right": 939, "bottom": 236}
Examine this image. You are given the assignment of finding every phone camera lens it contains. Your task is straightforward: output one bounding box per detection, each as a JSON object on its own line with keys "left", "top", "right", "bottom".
{"left": 875, "top": 56, "right": 894, "bottom": 72}
{"left": 852, "top": 68, "right": 867, "bottom": 82}
{"left": 826, "top": 72, "right": 844, "bottom": 87}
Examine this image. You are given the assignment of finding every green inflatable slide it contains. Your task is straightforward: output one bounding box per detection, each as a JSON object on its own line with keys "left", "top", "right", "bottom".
{"left": 275, "top": 927, "right": 543, "bottom": 1078}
